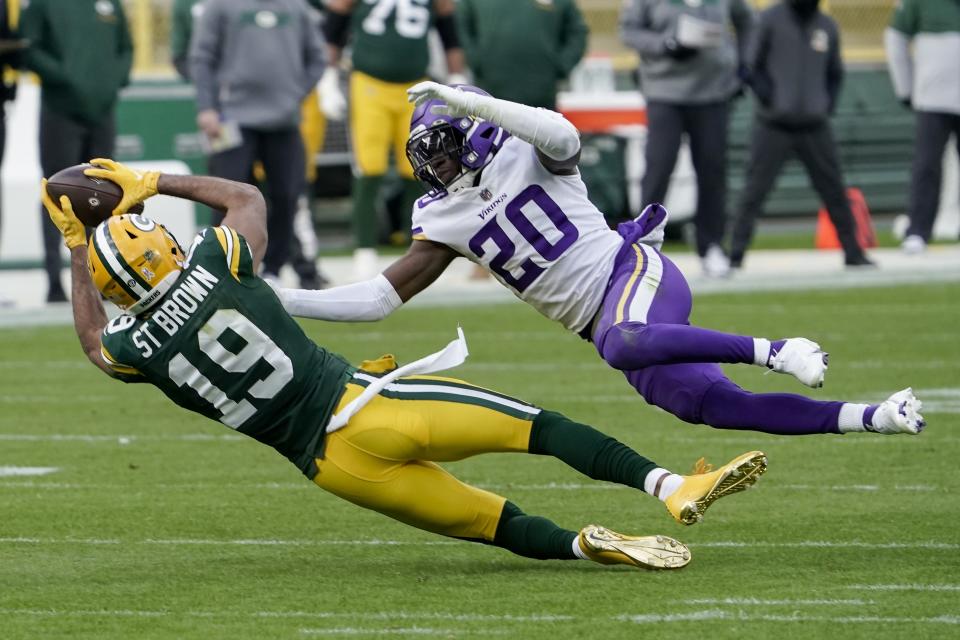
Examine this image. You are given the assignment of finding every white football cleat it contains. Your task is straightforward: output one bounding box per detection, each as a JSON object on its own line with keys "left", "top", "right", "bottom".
{"left": 769, "top": 338, "right": 828, "bottom": 388}
{"left": 869, "top": 388, "right": 926, "bottom": 435}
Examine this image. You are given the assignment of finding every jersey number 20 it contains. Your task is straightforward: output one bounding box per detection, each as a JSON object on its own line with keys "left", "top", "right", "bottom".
{"left": 468, "top": 185, "right": 579, "bottom": 293}
{"left": 168, "top": 309, "right": 294, "bottom": 429}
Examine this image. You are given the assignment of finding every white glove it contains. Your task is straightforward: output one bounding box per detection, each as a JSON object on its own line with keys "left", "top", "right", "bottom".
{"left": 407, "top": 81, "right": 478, "bottom": 118}
{"left": 318, "top": 67, "right": 347, "bottom": 121}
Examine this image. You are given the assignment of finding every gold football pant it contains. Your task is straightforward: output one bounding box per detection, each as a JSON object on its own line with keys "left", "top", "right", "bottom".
{"left": 349, "top": 71, "right": 420, "bottom": 178}
{"left": 312, "top": 376, "right": 538, "bottom": 541}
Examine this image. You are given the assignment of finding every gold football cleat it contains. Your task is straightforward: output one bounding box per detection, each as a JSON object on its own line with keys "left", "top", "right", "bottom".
{"left": 578, "top": 524, "right": 691, "bottom": 569}
{"left": 665, "top": 450, "right": 768, "bottom": 525}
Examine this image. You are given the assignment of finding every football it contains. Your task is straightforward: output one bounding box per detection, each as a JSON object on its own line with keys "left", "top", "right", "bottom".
{"left": 45, "top": 163, "right": 143, "bottom": 227}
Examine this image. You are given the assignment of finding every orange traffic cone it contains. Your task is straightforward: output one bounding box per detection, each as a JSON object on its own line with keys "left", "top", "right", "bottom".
{"left": 815, "top": 187, "right": 878, "bottom": 250}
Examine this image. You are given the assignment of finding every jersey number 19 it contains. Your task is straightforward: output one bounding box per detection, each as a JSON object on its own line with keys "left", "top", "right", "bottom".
{"left": 168, "top": 309, "right": 294, "bottom": 429}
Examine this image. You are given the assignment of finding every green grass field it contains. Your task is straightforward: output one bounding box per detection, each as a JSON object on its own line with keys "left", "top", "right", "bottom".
{"left": 2, "top": 283, "right": 958, "bottom": 639}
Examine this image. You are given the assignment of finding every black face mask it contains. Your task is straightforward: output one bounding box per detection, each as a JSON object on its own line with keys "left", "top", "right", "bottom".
{"left": 787, "top": 0, "right": 820, "bottom": 18}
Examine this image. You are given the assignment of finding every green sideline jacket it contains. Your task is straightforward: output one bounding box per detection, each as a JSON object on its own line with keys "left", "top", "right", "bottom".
{"left": 884, "top": 0, "right": 960, "bottom": 115}
{"left": 20, "top": 0, "right": 133, "bottom": 126}
{"left": 457, "top": 0, "right": 587, "bottom": 110}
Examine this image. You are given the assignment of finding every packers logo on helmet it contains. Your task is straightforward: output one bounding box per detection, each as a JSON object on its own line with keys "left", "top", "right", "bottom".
{"left": 88, "top": 214, "right": 185, "bottom": 314}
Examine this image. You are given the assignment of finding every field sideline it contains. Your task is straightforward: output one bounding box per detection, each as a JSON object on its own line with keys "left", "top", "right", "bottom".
{"left": 1, "top": 282, "right": 958, "bottom": 639}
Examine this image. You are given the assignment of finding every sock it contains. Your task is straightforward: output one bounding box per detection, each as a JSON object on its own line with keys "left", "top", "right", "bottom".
{"left": 838, "top": 403, "right": 870, "bottom": 433}
{"left": 352, "top": 175, "right": 385, "bottom": 248}
{"left": 753, "top": 338, "right": 771, "bottom": 366}
{"left": 492, "top": 501, "right": 578, "bottom": 560}
{"left": 529, "top": 410, "right": 657, "bottom": 490}
{"left": 643, "top": 468, "right": 684, "bottom": 502}
{"left": 572, "top": 536, "right": 587, "bottom": 560}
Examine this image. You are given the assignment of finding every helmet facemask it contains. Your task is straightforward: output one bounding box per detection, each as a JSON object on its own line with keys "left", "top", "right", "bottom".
{"left": 406, "top": 122, "right": 471, "bottom": 196}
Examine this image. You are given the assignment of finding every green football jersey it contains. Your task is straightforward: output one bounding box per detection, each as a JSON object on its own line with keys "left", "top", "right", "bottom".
{"left": 99, "top": 226, "right": 354, "bottom": 478}
{"left": 350, "top": 0, "right": 435, "bottom": 83}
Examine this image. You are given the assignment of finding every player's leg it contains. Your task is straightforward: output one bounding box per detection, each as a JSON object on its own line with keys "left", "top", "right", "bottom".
{"left": 334, "top": 377, "right": 766, "bottom": 523}
{"left": 593, "top": 244, "right": 793, "bottom": 370}
{"left": 640, "top": 101, "right": 684, "bottom": 206}
{"left": 906, "top": 111, "right": 953, "bottom": 243}
{"left": 684, "top": 101, "right": 729, "bottom": 259}
{"left": 794, "top": 123, "right": 867, "bottom": 264}
{"left": 314, "top": 416, "right": 689, "bottom": 568}
{"left": 349, "top": 72, "right": 391, "bottom": 278}
{"left": 626, "top": 361, "right": 924, "bottom": 436}
{"left": 391, "top": 79, "right": 423, "bottom": 245}
{"left": 729, "top": 118, "right": 792, "bottom": 267}
{"left": 39, "top": 106, "right": 88, "bottom": 301}
{"left": 259, "top": 127, "right": 307, "bottom": 278}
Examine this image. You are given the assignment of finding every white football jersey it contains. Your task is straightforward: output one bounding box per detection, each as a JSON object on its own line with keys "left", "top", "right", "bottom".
{"left": 411, "top": 137, "right": 623, "bottom": 332}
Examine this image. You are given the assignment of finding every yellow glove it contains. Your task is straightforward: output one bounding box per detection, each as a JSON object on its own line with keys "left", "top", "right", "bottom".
{"left": 41, "top": 179, "right": 87, "bottom": 249}
{"left": 83, "top": 158, "right": 160, "bottom": 215}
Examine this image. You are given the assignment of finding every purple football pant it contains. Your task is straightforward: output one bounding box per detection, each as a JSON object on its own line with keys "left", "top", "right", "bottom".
{"left": 590, "top": 241, "right": 842, "bottom": 435}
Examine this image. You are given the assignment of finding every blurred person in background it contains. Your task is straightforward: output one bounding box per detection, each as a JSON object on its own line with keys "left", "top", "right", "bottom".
{"left": 172, "top": 0, "right": 328, "bottom": 289}
{"left": 190, "top": 0, "right": 324, "bottom": 287}
{"left": 170, "top": 0, "right": 204, "bottom": 82}
{"left": 457, "top": 0, "right": 587, "bottom": 112}
{"left": 20, "top": 0, "right": 132, "bottom": 303}
{"left": 0, "top": 0, "right": 22, "bottom": 308}
{"left": 620, "top": 0, "right": 753, "bottom": 278}
{"left": 318, "top": 0, "right": 466, "bottom": 280}
{"left": 885, "top": 0, "right": 960, "bottom": 255}
{"left": 728, "top": 0, "right": 874, "bottom": 270}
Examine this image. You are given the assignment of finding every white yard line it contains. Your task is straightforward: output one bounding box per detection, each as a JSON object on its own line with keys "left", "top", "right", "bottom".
{"left": 0, "top": 537, "right": 956, "bottom": 550}
{"left": 300, "top": 627, "right": 501, "bottom": 636}
{"left": 677, "top": 598, "right": 872, "bottom": 606}
{"left": 616, "top": 611, "right": 960, "bottom": 625}
{"left": 846, "top": 584, "right": 960, "bottom": 592}
{"left": 0, "top": 466, "right": 58, "bottom": 477}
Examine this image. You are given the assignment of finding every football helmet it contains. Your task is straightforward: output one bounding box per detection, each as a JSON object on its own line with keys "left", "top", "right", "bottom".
{"left": 87, "top": 214, "right": 185, "bottom": 314}
{"left": 405, "top": 85, "right": 510, "bottom": 196}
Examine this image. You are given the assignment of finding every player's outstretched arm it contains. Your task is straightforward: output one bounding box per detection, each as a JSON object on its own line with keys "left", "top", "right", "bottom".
{"left": 40, "top": 182, "right": 114, "bottom": 376}
{"left": 277, "top": 240, "right": 457, "bottom": 321}
{"left": 407, "top": 81, "right": 581, "bottom": 174}
{"left": 156, "top": 174, "right": 268, "bottom": 270}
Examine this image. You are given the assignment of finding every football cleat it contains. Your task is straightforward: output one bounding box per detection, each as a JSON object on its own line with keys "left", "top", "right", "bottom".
{"left": 665, "top": 451, "right": 768, "bottom": 525}
{"left": 869, "top": 388, "right": 926, "bottom": 435}
{"left": 769, "top": 337, "right": 828, "bottom": 388}
{"left": 578, "top": 525, "right": 690, "bottom": 570}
